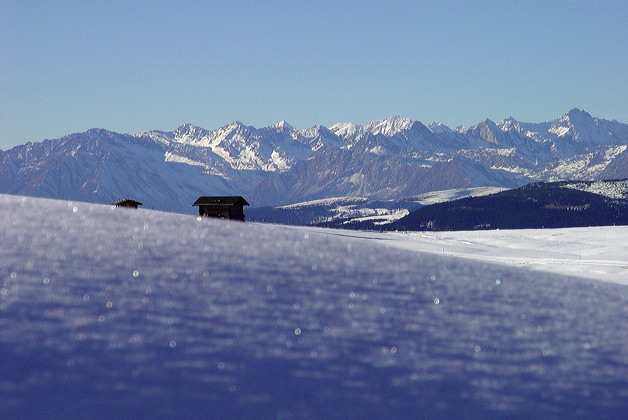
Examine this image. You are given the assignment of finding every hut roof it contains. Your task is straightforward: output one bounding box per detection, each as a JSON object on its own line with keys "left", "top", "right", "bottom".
{"left": 113, "top": 199, "right": 143, "bottom": 206}
{"left": 192, "top": 196, "right": 250, "bottom": 206}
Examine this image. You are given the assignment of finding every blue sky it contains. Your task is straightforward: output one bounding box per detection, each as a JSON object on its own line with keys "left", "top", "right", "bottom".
{"left": 1, "top": 0, "right": 626, "bottom": 149}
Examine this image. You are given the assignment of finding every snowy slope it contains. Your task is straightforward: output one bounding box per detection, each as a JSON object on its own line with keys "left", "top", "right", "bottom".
{"left": 1, "top": 194, "right": 626, "bottom": 419}
{"left": 333, "top": 227, "right": 628, "bottom": 285}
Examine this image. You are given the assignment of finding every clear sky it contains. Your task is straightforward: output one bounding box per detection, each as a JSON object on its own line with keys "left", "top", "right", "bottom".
{"left": 1, "top": 0, "right": 626, "bottom": 149}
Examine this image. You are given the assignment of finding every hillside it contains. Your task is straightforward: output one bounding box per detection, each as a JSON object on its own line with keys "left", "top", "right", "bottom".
{"left": 1, "top": 194, "right": 626, "bottom": 419}
{"left": 247, "top": 187, "right": 506, "bottom": 226}
{"left": 382, "top": 180, "right": 628, "bottom": 231}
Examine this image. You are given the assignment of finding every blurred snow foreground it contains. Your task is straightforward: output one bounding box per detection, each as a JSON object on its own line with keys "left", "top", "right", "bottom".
{"left": 0, "top": 195, "right": 626, "bottom": 419}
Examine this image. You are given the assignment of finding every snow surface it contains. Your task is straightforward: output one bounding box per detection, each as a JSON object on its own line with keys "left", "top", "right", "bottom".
{"left": 330, "top": 228, "right": 628, "bottom": 285}
{"left": 1, "top": 194, "right": 626, "bottom": 419}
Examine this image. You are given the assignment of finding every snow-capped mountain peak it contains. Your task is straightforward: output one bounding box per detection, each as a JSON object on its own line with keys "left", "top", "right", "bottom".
{"left": 567, "top": 107, "right": 592, "bottom": 120}
{"left": 298, "top": 125, "right": 345, "bottom": 151}
{"left": 173, "top": 123, "right": 209, "bottom": 140}
{"left": 271, "top": 120, "right": 295, "bottom": 131}
{"left": 329, "top": 116, "right": 417, "bottom": 138}
{"left": 329, "top": 121, "right": 359, "bottom": 137}
{"left": 547, "top": 108, "right": 628, "bottom": 146}
{"left": 552, "top": 108, "right": 593, "bottom": 132}
{"left": 461, "top": 118, "right": 503, "bottom": 144}
{"left": 363, "top": 116, "right": 415, "bottom": 136}
{"left": 428, "top": 122, "right": 453, "bottom": 133}
{"left": 498, "top": 117, "right": 519, "bottom": 130}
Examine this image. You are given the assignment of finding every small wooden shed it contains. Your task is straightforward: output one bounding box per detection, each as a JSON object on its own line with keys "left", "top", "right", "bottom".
{"left": 192, "top": 196, "right": 250, "bottom": 221}
{"left": 113, "top": 199, "right": 143, "bottom": 209}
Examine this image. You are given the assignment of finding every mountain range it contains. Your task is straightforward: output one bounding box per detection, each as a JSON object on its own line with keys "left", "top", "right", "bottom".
{"left": 1, "top": 108, "right": 626, "bottom": 214}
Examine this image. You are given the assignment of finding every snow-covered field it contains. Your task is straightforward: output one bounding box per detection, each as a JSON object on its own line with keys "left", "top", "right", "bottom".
{"left": 1, "top": 194, "right": 626, "bottom": 419}
{"left": 329, "top": 227, "right": 628, "bottom": 285}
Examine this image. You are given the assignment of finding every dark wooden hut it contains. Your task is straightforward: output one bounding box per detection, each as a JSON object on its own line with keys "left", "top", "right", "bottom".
{"left": 192, "top": 196, "right": 250, "bottom": 221}
{"left": 113, "top": 199, "right": 143, "bottom": 209}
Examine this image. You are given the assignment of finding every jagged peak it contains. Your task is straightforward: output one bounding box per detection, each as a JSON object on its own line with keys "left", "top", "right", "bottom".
{"left": 386, "top": 115, "right": 412, "bottom": 123}
{"left": 86, "top": 128, "right": 112, "bottom": 136}
{"left": 567, "top": 108, "right": 591, "bottom": 118}
{"left": 469, "top": 118, "right": 499, "bottom": 131}
{"left": 302, "top": 124, "right": 335, "bottom": 136}
{"left": 173, "top": 123, "right": 208, "bottom": 137}
{"left": 380, "top": 115, "right": 414, "bottom": 126}
{"left": 310, "top": 124, "right": 330, "bottom": 131}
{"left": 464, "top": 119, "right": 504, "bottom": 144}
{"left": 271, "top": 120, "right": 295, "bottom": 131}
{"left": 555, "top": 108, "right": 593, "bottom": 126}
{"left": 176, "top": 122, "right": 196, "bottom": 130}
{"left": 214, "top": 121, "right": 258, "bottom": 136}
{"left": 428, "top": 122, "right": 452, "bottom": 133}
{"left": 329, "top": 121, "right": 359, "bottom": 136}
{"left": 228, "top": 121, "right": 247, "bottom": 128}
{"left": 498, "top": 117, "right": 521, "bottom": 131}
{"left": 363, "top": 116, "right": 416, "bottom": 136}
{"left": 82, "top": 128, "right": 128, "bottom": 142}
